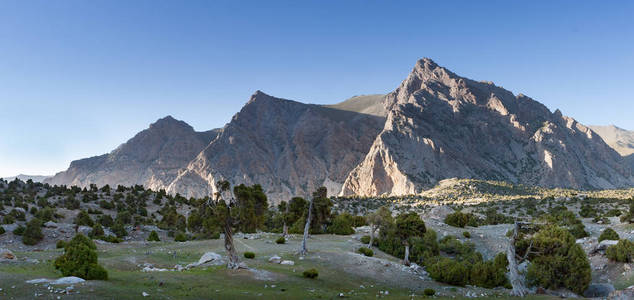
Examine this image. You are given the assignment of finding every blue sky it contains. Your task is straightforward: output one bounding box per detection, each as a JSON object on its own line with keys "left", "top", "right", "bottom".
{"left": 0, "top": 0, "right": 633, "bottom": 177}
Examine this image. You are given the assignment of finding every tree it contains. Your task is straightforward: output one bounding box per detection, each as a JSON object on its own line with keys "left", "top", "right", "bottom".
{"left": 327, "top": 213, "right": 355, "bottom": 235}
{"left": 147, "top": 230, "right": 160, "bottom": 242}
{"left": 366, "top": 206, "right": 392, "bottom": 248}
{"left": 395, "top": 212, "right": 426, "bottom": 265}
{"left": 300, "top": 187, "right": 326, "bottom": 256}
{"left": 23, "top": 218, "right": 44, "bottom": 245}
{"left": 278, "top": 201, "right": 289, "bottom": 237}
{"left": 54, "top": 234, "right": 108, "bottom": 280}
{"left": 525, "top": 225, "right": 591, "bottom": 294}
{"left": 598, "top": 227, "right": 619, "bottom": 242}
{"left": 207, "top": 181, "right": 268, "bottom": 269}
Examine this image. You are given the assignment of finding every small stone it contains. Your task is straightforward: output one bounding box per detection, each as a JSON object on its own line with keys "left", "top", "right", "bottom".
{"left": 142, "top": 292, "right": 150, "bottom": 297}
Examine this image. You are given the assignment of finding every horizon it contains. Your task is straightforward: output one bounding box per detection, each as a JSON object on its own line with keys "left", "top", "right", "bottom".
{"left": 1, "top": 0, "right": 633, "bottom": 177}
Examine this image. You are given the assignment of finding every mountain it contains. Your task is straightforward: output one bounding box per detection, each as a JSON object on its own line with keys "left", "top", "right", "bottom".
{"left": 46, "top": 58, "right": 634, "bottom": 201}
{"left": 3, "top": 174, "right": 50, "bottom": 183}
{"left": 589, "top": 125, "right": 634, "bottom": 171}
{"left": 589, "top": 125, "right": 634, "bottom": 156}
{"left": 45, "top": 116, "right": 221, "bottom": 190}
{"left": 166, "top": 91, "right": 385, "bottom": 200}
{"left": 341, "top": 58, "right": 633, "bottom": 196}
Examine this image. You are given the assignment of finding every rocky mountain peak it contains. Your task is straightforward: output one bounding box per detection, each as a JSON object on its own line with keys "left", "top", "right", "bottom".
{"left": 149, "top": 115, "right": 194, "bottom": 132}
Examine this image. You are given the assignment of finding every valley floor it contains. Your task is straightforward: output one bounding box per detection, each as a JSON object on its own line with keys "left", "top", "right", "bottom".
{"left": 0, "top": 233, "right": 558, "bottom": 300}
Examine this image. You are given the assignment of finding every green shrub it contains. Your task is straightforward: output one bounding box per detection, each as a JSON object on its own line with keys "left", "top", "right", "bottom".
{"left": 444, "top": 211, "right": 479, "bottom": 228}
{"left": 97, "top": 215, "right": 114, "bottom": 227}
{"left": 606, "top": 239, "right": 634, "bottom": 262}
{"left": 276, "top": 236, "right": 286, "bottom": 244}
{"left": 13, "top": 225, "right": 25, "bottom": 235}
{"left": 244, "top": 251, "right": 255, "bottom": 259}
{"left": 423, "top": 288, "right": 435, "bottom": 296}
{"left": 56, "top": 240, "right": 67, "bottom": 248}
{"left": 90, "top": 224, "right": 104, "bottom": 238}
{"left": 462, "top": 231, "right": 471, "bottom": 238}
{"left": 525, "top": 225, "right": 591, "bottom": 294}
{"left": 9, "top": 209, "right": 26, "bottom": 221}
{"left": 568, "top": 223, "right": 588, "bottom": 239}
{"left": 360, "top": 235, "right": 371, "bottom": 244}
{"left": 23, "top": 218, "right": 44, "bottom": 245}
{"left": 427, "top": 257, "right": 468, "bottom": 286}
{"left": 147, "top": 230, "right": 160, "bottom": 242}
{"left": 351, "top": 215, "right": 366, "bottom": 227}
{"left": 54, "top": 234, "right": 107, "bottom": 280}
{"left": 579, "top": 204, "right": 597, "bottom": 218}
{"left": 111, "top": 222, "right": 127, "bottom": 238}
{"left": 303, "top": 268, "right": 318, "bottom": 279}
{"left": 174, "top": 232, "right": 187, "bottom": 242}
{"left": 357, "top": 247, "right": 374, "bottom": 257}
{"left": 35, "top": 207, "right": 56, "bottom": 222}
{"left": 598, "top": 228, "right": 620, "bottom": 242}
{"left": 3, "top": 215, "right": 15, "bottom": 224}
{"left": 327, "top": 214, "right": 355, "bottom": 235}
{"left": 74, "top": 210, "right": 94, "bottom": 227}
{"left": 100, "top": 235, "right": 121, "bottom": 243}
{"left": 0, "top": 226, "right": 5, "bottom": 235}
{"left": 605, "top": 209, "right": 622, "bottom": 217}
{"left": 469, "top": 253, "right": 509, "bottom": 288}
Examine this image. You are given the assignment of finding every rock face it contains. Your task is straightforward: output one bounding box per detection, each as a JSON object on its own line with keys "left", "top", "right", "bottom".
{"left": 341, "top": 58, "right": 633, "bottom": 196}
{"left": 45, "top": 116, "right": 221, "bottom": 191}
{"left": 45, "top": 58, "right": 634, "bottom": 201}
{"left": 166, "top": 91, "right": 385, "bottom": 199}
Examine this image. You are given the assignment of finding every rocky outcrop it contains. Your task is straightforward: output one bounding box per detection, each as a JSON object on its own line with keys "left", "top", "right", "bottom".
{"left": 45, "top": 116, "right": 221, "bottom": 190}
{"left": 341, "top": 58, "right": 633, "bottom": 196}
{"left": 166, "top": 91, "right": 384, "bottom": 200}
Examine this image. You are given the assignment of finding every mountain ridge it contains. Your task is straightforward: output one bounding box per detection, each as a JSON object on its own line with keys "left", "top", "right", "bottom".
{"left": 45, "top": 58, "right": 634, "bottom": 201}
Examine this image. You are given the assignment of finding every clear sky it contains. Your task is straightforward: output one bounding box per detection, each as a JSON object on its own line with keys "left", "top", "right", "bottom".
{"left": 0, "top": 0, "right": 633, "bottom": 178}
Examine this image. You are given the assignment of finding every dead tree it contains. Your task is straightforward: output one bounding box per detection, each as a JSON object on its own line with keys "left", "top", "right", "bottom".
{"left": 299, "top": 198, "right": 313, "bottom": 256}
{"left": 282, "top": 202, "right": 289, "bottom": 238}
{"left": 207, "top": 181, "right": 240, "bottom": 269}
{"left": 507, "top": 221, "right": 542, "bottom": 297}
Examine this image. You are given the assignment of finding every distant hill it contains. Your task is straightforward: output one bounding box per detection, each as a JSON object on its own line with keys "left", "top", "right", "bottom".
{"left": 589, "top": 125, "right": 634, "bottom": 171}
{"left": 3, "top": 174, "right": 51, "bottom": 183}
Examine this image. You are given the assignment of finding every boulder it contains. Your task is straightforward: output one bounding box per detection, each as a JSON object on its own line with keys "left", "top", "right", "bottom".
{"left": 77, "top": 226, "right": 92, "bottom": 236}
{"left": 596, "top": 240, "right": 619, "bottom": 253}
{"left": 51, "top": 277, "right": 86, "bottom": 285}
{"left": 197, "top": 252, "right": 222, "bottom": 265}
{"left": 584, "top": 283, "right": 615, "bottom": 298}
{"left": 268, "top": 255, "right": 282, "bottom": 264}
{"left": 2, "top": 224, "right": 17, "bottom": 232}
{"left": 427, "top": 206, "right": 454, "bottom": 221}
{"left": 609, "top": 285, "right": 634, "bottom": 299}
{"left": 280, "top": 260, "right": 295, "bottom": 265}
{"left": 0, "top": 248, "right": 16, "bottom": 260}
{"left": 44, "top": 221, "right": 58, "bottom": 228}
{"left": 186, "top": 252, "right": 222, "bottom": 269}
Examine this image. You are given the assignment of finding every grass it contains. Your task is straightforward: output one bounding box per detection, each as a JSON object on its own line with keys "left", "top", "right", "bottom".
{"left": 0, "top": 234, "right": 562, "bottom": 299}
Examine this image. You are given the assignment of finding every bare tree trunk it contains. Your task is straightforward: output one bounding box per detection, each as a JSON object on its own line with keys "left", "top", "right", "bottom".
{"left": 368, "top": 224, "right": 375, "bottom": 249}
{"left": 224, "top": 218, "right": 240, "bottom": 269}
{"left": 282, "top": 204, "right": 289, "bottom": 238}
{"left": 507, "top": 222, "right": 527, "bottom": 297}
{"left": 299, "top": 199, "right": 313, "bottom": 256}
{"left": 403, "top": 244, "right": 411, "bottom": 266}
